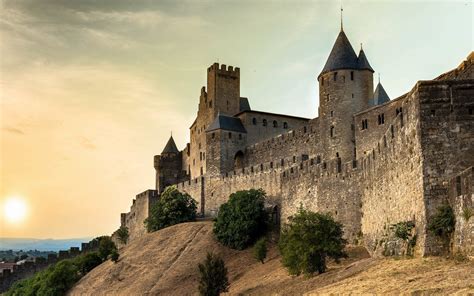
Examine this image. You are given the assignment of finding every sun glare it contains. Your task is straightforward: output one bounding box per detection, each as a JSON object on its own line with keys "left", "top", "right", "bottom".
{"left": 3, "top": 196, "right": 28, "bottom": 224}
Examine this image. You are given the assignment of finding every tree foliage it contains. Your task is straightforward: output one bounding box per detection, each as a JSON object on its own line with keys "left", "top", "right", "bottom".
{"left": 253, "top": 238, "right": 267, "bottom": 264}
{"left": 98, "top": 236, "right": 117, "bottom": 261}
{"left": 77, "top": 252, "right": 102, "bottom": 275}
{"left": 428, "top": 204, "right": 455, "bottom": 237}
{"left": 279, "top": 208, "right": 347, "bottom": 276}
{"left": 116, "top": 226, "right": 129, "bottom": 244}
{"left": 144, "top": 186, "right": 197, "bottom": 232}
{"left": 198, "top": 252, "right": 229, "bottom": 296}
{"left": 213, "top": 189, "right": 268, "bottom": 250}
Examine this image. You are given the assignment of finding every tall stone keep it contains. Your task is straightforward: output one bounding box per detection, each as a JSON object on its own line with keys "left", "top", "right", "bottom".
{"left": 207, "top": 63, "right": 241, "bottom": 117}
{"left": 154, "top": 136, "right": 183, "bottom": 193}
{"left": 318, "top": 29, "right": 374, "bottom": 162}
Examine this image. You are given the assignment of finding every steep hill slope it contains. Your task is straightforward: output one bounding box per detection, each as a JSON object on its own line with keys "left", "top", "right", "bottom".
{"left": 69, "top": 222, "right": 474, "bottom": 295}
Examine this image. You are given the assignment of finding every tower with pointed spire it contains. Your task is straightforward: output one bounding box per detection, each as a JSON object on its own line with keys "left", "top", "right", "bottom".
{"left": 317, "top": 23, "right": 374, "bottom": 162}
{"left": 153, "top": 135, "right": 185, "bottom": 193}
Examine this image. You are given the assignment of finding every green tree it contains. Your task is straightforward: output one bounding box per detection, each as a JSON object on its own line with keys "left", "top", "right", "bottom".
{"left": 116, "top": 226, "right": 129, "bottom": 244}
{"left": 77, "top": 252, "right": 103, "bottom": 275}
{"left": 279, "top": 208, "right": 347, "bottom": 276}
{"left": 37, "top": 260, "right": 81, "bottom": 296}
{"left": 144, "top": 186, "right": 198, "bottom": 232}
{"left": 198, "top": 252, "right": 229, "bottom": 296}
{"left": 98, "top": 236, "right": 117, "bottom": 261}
{"left": 253, "top": 238, "right": 267, "bottom": 264}
{"left": 213, "top": 189, "right": 268, "bottom": 250}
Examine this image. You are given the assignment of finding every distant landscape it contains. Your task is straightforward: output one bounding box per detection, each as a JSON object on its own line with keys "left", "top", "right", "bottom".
{"left": 0, "top": 237, "right": 92, "bottom": 252}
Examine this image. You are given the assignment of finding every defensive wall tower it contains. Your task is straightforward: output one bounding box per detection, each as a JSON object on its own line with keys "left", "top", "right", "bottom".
{"left": 154, "top": 136, "right": 183, "bottom": 193}
{"left": 318, "top": 28, "right": 374, "bottom": 163}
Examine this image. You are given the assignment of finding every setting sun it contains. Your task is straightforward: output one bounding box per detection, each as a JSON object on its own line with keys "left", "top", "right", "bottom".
{"left": 3, "top": 196, "right": 28, "bottom": 224}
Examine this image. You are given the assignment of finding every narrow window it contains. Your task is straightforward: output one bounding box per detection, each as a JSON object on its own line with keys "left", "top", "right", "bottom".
{"left": 212, "top": 133, "right": 215, "bottom": 139}
{"left": 303, "top": 126, "right": 307, "bottom": 133}
{"left": 326, "top": 94, "right": 330, "bottom": 102}
{"left": 281, "top": 159, "right": 284, "bottom": 166}
{"left": 263, "top": 119, "right": 267, "bottom": 126}
{"left": 431, "top": 109, "right": 436, "bottom": 116}
{"left": 209, "top": 100, "right": 212, "bottom": 108}
{"left": 252, "top": 117, "right": 257, "bottom": 125}
{"left": 238, "top": 134, "right": 242, "bottom": 140}
{"left": 316, "top": 155, "right": 321, "bottom": 164}
{"left": 330, "top": 126, "right": 334, "bottom": 137}
{"left": 469, "top": 108, "right": 473, "bottom": 115}
{"left": 352, "top": 93, "right": 354, "bottom": 99}
{"left": 283, "top": 122, "right": 288, "bottom": 129}
{"left": 273, "top": 120, "right": 278, "bottom": 127}
{"left": 321, "top": 77, "right": 324, "bottom": 85}
{"left": 293, "top": 156, "right": 296, "bottom": 163}
{"left": 270, "top": 161, "right": 273, "bottom": 168}
{"left": 200, "top": 152, "right": 202, "bottom": 161}
{"left": 330, "top": 111, "right": 334, "bottom": 117}
{"left": 350, "top": 71, "right": 354, "bottom": 80}
{"left": 333, "top": 72, "right": 337, "bottom": 81}
{"left": 228, "top": 132, "right": 232, "bottom": 139}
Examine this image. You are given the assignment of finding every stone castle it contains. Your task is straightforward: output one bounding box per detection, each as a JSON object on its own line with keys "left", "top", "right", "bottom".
{"left": 120, "top": 25, "right": 474, "bottom": 257}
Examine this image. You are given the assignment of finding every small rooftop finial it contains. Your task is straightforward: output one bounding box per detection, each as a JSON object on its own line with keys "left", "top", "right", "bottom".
{"left": 378, "top": 73, "right": 381, "bottom": 84}
{"left": 171, "top": 131, "right": 173, "bottom": 137}
{"left": 340, "top": 4, "right": 344, "bottom": 31}
{"left": 360, "top": 43, "right": 363, "bottom": 51}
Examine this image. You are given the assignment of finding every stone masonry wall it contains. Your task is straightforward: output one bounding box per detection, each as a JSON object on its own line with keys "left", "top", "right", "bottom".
{"left": 418, "top": 80, "right": 474, "bottom": 255}
{"left": 122, "top": 190, "right": 159, "bottom": 241}
{"left": 449, "top": 167, "right": 474, "bottom": 257}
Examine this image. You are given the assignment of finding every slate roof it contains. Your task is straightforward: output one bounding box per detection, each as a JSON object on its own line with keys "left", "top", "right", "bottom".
{"left": 206, "top": 113, "right": 247, "bottom": 133}
{"left": 239, "top": 97, "right": 251, "bottom": 112}
{"left": 372, "top": 82, "right": 390, "bottom": 105}
{"left": 357, "top": 49, "right": 374, "bottom": 72}
{"left": 162, "top": 136, "right": 179, "bottom": 154}
{"left": 319, "top": 30, "right": 374, "bottom": 76}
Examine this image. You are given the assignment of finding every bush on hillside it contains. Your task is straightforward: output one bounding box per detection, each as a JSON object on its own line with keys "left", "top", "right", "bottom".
{"left": 77, "top": 252, "right": 102, "bottom": 275}
{"left": 111, "top": 249, "right": 120, "bottom": 263}
{"left": 144, "top": 186, "right": 198, "bottom": 232}
{"left": 98, "top": 236, "right": 117, "bottom": 261}
{"left": 279, "top": 208, "right": 347, "bottom": 276}
{"left": 198, "top": 252, "right": 229, "bottom": 296}
{"left": 213, "top": 189, "right": 268, "bottom": 250}
{"left": 253, "top": 238, "right": 267, "bottom": 264}
{"left": 116, "top": 226, "right": 129, "bottom": 244}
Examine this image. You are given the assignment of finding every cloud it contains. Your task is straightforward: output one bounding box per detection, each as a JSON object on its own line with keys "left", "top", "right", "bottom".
{"left": 2, "top": 126, "right": 25, "bottom": 135}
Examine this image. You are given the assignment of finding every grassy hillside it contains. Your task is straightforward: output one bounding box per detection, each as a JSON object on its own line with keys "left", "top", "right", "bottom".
{"left": 69, "top": 222, "right": 474, "bottom": 295}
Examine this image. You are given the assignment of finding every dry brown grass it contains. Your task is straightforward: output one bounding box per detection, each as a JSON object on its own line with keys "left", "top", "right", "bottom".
{"left": 69, "top": 222, "right": 474, "bottom": 296}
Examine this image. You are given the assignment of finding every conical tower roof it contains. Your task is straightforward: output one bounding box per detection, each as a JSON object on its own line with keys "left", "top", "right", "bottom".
{"left": 373, "top": 82, "right": 390, "bottom": 105}
{"left": 162, "top": 136, "right": 179, "bottom": 154}
{"left": 357, "top": 49, "right": 374, "bottom": 72}
{"left": 319, "top": 30, "right": 359, "bottom": 77}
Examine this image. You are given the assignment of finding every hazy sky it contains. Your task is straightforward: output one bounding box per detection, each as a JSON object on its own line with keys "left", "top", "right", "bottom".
{"left": 1, "top": 0, "right": 472, "bottom": 239}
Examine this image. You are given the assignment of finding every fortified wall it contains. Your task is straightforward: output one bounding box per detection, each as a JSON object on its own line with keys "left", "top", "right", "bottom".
{"left": 118, "top": 23, "right": 473, "bottom": 258}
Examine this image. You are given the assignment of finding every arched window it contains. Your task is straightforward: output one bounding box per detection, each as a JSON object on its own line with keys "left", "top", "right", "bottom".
{"left": 263, "top": 119, "right": 267, "bottom": 126}
{"left": 273, "top": 120, "right": 278, "bottom": 127}
{"left": 238, "top": 134, "right": 242, "bottom": 140}
{"left": 252, "top": 117, "right": 257, "bottom": 125}
{"left": 283, "top": 122, "right": 288, "bottom": 129}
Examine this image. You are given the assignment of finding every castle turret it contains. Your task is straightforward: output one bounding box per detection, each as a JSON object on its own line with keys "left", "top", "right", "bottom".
{"left": 205, "top": 113, "right": 247, "bottom": 176}
{"left": 154, "top": 136, "right": 183, "bottom": 193}
{"left": 318, "top": 28, "right": 374, "bottom": 163}
{"left": 371, "top": 80, "right": 390, "bottom": 106}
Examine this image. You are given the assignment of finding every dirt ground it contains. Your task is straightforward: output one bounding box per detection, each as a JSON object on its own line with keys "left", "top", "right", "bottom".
{"left": 69, "top": 222, "right": 474, "bottom": 296}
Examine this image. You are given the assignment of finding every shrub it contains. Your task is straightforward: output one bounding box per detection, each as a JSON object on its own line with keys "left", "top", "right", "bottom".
{"left": 144, "top": 186, "right": 197, "bottom": 232}
{"left": 111, "top": 250, "right": 120, "bottom": 263}
{"left": 392, "top": 221, "right": 415, "bottom": 240}
{"left": 198, "top": 252, "right": 229, "bottom": 296}
{"left": 428, "top": 204, "right": 455, "bottom": 237}
{"left": 98, "top": 236, "right": 117, "bottom": 261}
{"left": 77, "top": 252, "right": 102, "bottom": 275}
{"left": 279, "top": 208, "right": 347, "bottom": 276}
{"left": 253, "top": 238, "right": 267, "bottom": 264}
{"left": 116, "top": 226, "right": 129, "bottom": 244}
{"left": 213, "top": 189, "right": 268, "bottom": 250}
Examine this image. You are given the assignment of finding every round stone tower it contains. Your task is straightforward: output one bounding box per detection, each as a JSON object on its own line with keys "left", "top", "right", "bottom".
{"left": 317, "top": 28, "right": 374, "bottom": 164}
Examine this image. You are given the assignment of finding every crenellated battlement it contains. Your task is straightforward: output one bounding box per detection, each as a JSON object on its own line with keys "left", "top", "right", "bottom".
{"left": 208, "top": 62, "right": 240, "bottom": 77}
